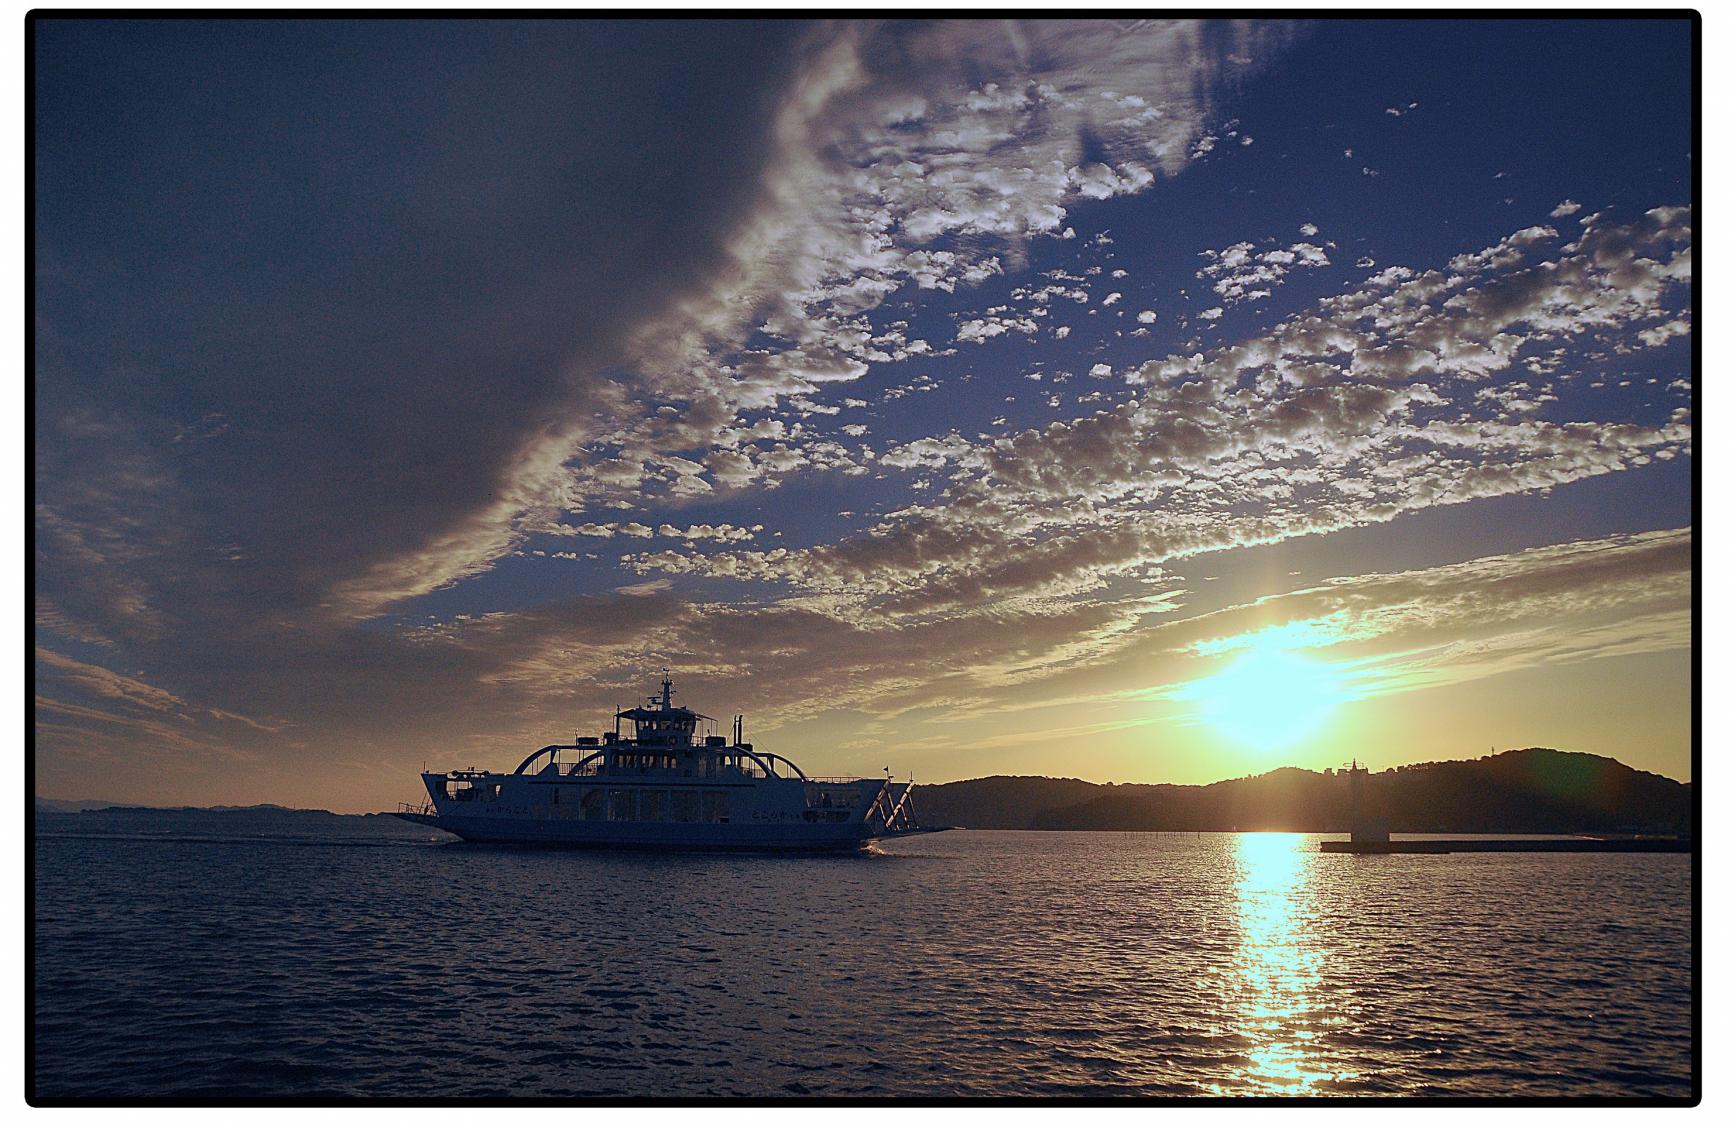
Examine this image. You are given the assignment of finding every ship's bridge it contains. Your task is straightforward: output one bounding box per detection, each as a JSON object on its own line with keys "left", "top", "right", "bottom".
{"left": 497, "top": 672, "right": 819, "bottom": 783}
{"left": 613, "top": 706, "right": 704, "bottom": 747}
{"left": 613, "top": 671, "right": 711, "bottom": 747}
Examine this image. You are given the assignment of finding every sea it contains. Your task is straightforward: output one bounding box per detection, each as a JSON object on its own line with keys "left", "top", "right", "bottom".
{"left": 31, "top": 818, "right": 1695, "bottom": 1100}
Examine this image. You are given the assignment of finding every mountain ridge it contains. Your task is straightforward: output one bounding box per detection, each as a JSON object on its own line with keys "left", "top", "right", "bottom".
{"left": 36, "top": 748, "right": 1692, "bottom": 833}
{"left": 914, "top": 748, "right": 1691, "bottom": 833}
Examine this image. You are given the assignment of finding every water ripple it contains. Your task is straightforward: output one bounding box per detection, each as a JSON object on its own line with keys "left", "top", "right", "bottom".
{"left": 33, "top": 829, "right": 1692, "bottom": 1098}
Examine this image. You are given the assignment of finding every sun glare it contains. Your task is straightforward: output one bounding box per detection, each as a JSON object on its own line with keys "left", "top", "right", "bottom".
{"left": 1186, "top": 643, "right": 1346, "bottom": 751}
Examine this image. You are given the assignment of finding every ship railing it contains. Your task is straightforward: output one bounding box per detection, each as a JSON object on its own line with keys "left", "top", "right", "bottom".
{"left": 719, "top": 763, "right": 783, "bottom": 780}
{"left": 804, "top": 776, "right": 870, "bottom": 785}
{"left": 397, "top": 800, "right": 434, "bottom": 816}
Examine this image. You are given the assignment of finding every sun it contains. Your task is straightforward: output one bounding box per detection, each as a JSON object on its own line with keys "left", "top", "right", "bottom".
{"left": 1185, "top": 643, "right": 1347, "bottom": 751}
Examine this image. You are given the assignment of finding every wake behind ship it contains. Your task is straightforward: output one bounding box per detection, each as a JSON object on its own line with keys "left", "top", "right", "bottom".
{"left": 393, "top": 673, "right": 940, "bottom": 852}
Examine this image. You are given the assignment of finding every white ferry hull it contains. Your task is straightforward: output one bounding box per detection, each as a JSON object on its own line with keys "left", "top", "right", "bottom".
{"left": 394, "top": 810, "right": 933, "bottom": 852}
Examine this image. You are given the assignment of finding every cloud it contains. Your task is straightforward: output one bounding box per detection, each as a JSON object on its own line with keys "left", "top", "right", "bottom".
{"left": 36, "top": 647, "right": 189, "bottom": 715}
{"left": 352, "top": 18, "right": 1306, "bottom": 558}
{"left": 1637, "top": 315, "right": 1691, "bottom": 347}
{"left": 628, "top": 209, "right": 1690, "bottom": 620}
{"left": 879, "top": 434, "right": 981, "bottom": 472}
{"left": 36, "top": 22, "right": 816, "bottom": 625}
{"left": 1198, "top": 238, "right": 1332, "bottom": 305}
{"left": 956, "top": 315, "right": 1039, "bottom": 344}
{"left": 1177, "top": 527, "right": 1691, "bottom": 697}
{"left": 34, "top": 647, "right": 282, "bottom": 794}
{"left": 1446, "top": 224, "right": 1557, "bottom": 274}
{"left": 897, "top": 526, "right": 1693, "bottom": 728}
{"left": 295, "top": 526, "right": 1690, "bottom": 787}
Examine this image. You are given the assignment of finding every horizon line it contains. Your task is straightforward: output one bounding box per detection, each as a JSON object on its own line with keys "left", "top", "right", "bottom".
{"left": 33, "top": 745, "right": 1693, "bottom": 815}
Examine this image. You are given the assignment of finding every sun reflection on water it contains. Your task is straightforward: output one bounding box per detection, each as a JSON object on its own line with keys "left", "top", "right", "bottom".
{"left": 1217, "top": 832, "right": 1355, "bottom": 1094}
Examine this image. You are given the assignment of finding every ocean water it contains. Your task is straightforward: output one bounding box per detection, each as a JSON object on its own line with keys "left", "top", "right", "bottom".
{"left": 32, "top": 824, "right": 1694, "bottom": 1100}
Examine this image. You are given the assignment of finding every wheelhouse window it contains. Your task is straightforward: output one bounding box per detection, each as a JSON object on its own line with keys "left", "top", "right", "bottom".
{"left": 608, "top": 789, "right": 637, "bottom": 821}
{"left": 444, "top": 779, "right": 500, "bottom": 802}
{"left": 578, "top": 787, "right": 603, "bottom": 821}
{"left": 671, "top": 790, "right": 699, "bottom": 823}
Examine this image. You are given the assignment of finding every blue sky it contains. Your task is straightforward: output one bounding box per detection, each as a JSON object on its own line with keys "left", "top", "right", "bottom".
{"left": 34, "top": 18, "right": 1694, "bottom": 808}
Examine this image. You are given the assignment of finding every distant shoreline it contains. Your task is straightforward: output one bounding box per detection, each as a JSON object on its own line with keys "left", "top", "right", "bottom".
{"left": 36, "top": 748, "right": 1692, "bottom": 836}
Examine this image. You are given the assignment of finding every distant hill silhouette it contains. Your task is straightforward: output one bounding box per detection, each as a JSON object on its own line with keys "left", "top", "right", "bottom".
{"left": 32, "top": 803, "right": 425, "bottom": 841}
{"left": 36, "top": 749, "right": 1691, "bottom": 837}
{"left": 32, "top": 797, "right": 138, "bottom": 814}
{"left": 916, "top": 749, "right": 1691, "bottom": 834}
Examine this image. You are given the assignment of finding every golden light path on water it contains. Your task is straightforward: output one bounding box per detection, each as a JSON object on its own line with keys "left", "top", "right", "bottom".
{"left": 1216, "top": 832, "right": 1357, "bottom": 1094}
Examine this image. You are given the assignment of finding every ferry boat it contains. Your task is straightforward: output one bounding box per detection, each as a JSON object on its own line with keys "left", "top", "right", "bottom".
{"left": 393, "top": 673, "right": 940, "bottom": 852}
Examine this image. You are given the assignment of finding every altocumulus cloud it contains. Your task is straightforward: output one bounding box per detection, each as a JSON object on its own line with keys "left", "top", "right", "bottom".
{"left": 633, "top": 209, "right": 1691, "bottom": 614}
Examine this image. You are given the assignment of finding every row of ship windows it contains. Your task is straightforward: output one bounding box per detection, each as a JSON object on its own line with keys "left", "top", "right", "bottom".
{"left": 608, "top": 754, "right": 683, "bottom": 771}
{"left": 446, "top": 784, "right": 858, "bottom": 825}
{"left": 548, "top": 787, "right": 731, "bottom": 823}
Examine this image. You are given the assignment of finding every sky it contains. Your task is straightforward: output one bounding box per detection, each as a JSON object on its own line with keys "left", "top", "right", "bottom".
{"left": 33, "top": 17, "right": 1695, "bottom": 811}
